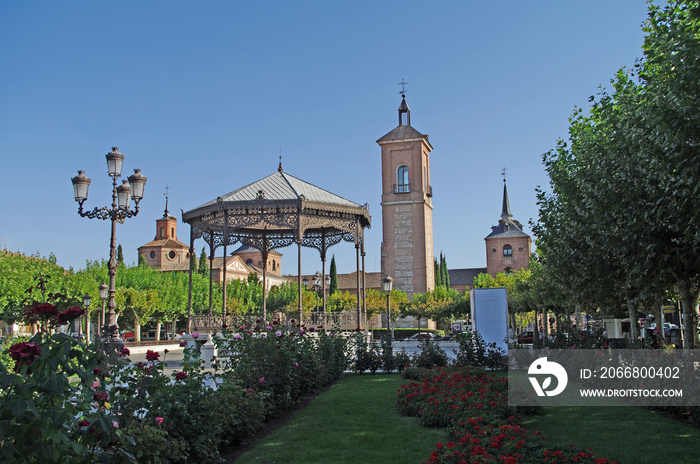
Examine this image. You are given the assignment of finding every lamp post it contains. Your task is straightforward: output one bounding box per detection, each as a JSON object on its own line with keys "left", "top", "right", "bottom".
{"left": 99, "top": 283, "right": 108, "bottom": 338}
{"left": 383, "top": 274, "right": 393, "bottom": 354}
{"left": 82, "top": 293, "right": 91, "bottom": 341}
{"left": 312, "top": 272, "right": 321, "bottom": 312}
{"left": 72, "top": 147, "right": 147, "bottom": 339}
{"left": 324, "top": 274, "right": 330, "bottom": 312}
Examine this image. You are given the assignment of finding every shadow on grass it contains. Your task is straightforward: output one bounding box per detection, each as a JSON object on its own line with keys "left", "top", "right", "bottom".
{"left": 231, "top": 374, "right": 444, "bottom": 464}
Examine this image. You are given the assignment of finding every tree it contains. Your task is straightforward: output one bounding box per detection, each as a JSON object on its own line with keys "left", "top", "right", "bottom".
{"left": 434, "top": 257, "right": 442, "bottom": 287}
{"left": 198, "top": 247, "right": 208, "bottom": 276}
{"left": 137, "top": 252, "right": 146, "bottom": 267}
{"left": 329, "top": 255, "right": 338, "bottom": 296}
{"left": 533, "top": 1, "right": 700, "bottom": 347}
{"left": 441, "top": 253, "right": 450, "bottom": 289}
{"left": 117, "top": 244, "right": 124, "bottom": 266}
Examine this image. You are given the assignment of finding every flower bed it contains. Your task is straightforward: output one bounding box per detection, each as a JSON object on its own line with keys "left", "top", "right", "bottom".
{"left": 0, "top": 307, "right": 351, "bottom": 463}
{"left": 397, "top": 367, "right": 619, "bottom": 464}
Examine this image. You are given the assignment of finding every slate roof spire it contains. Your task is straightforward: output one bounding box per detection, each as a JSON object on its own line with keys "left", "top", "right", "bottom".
{"left": 501, "top": 179, "right": 513, "bottom": 222}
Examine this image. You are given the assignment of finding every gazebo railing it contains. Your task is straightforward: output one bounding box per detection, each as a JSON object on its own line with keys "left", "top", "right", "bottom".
{"left": 189, "top": 311, "right": 363, "bottom": 333}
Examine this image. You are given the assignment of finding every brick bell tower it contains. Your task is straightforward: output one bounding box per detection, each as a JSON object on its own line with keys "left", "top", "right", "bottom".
{"left": 378, "top": 87, "right": 435, "bottom": 297}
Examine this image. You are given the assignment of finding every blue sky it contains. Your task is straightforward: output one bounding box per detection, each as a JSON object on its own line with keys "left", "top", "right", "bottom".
{"left": 0, "top": 1, "right": 651, "bottom": 276}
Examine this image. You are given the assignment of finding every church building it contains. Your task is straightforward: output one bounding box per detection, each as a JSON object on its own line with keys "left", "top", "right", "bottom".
{"left": 484, "top": 179, "right": 532, "bottom": 276}
{"left": 137, "top": 198, "right": 285, "bottom": 289}
{"left": 378, "top": 92, "right": 435, "bottom": 297}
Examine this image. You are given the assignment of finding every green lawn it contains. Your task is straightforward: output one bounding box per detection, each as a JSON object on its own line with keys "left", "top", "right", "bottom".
{"left": 523, "top": 406, "right": 700, "bottom": 464}
{"left": 233, "top": 373, "right": 700, "bottom": 464}
{"left": 233, "top": 374, "right": 444, "bottom": 464}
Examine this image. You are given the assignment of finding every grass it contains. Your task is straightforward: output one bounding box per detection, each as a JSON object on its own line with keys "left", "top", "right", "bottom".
{"left": 233, "top": 373, "right": 444, "bottom": 464}
{"left": 522, "top": 406, "right": 700, "bottom": 464}
{"left": 233, "top": 371, "right": 700, "bottom": 464}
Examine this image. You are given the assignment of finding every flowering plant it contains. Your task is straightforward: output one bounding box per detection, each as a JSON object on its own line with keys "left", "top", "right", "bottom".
{"left": 397, "top": 367, "right": 619, "bottom": 464}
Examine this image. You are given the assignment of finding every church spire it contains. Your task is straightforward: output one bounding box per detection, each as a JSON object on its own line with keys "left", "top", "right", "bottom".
{"left": 163, "top": 186, "right": 171, "bottom": 218}
{"left": 398, "top": 79, "right": 410, "bottom": 126}
{"left": 501, "top": 168, "right": 512, "bottom": 222}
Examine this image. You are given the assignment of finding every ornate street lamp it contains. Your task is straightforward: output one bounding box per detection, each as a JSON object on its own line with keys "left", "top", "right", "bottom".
{"left": 82, "top": 293, "right": 91, "bottom": 341}
{"left": 99, "top": 283, "right": 108, "bottom": 337}
{"left": 383, "top": 274, "right": 393, "bottom": 354}
{"left": 324, "top": 274, "right": 331, "bottom": 312}
{"left": 312, "top": 272, "right": 321, "bottom": 312}
{"left": 72, "top": 147, "right": 147, "bottom": 339}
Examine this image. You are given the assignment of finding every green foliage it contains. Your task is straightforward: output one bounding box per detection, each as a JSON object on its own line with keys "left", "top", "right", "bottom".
{"left": 197, "top": 247, "right": 208, "bottom": 276}
{"left": 454, "top": 330, "right": 507, "bottom": 370}
{"left": 215, "top": 322, "right": 350, "bottom": 413}
{"left": 116, "top": 244, "right": 124, "bottom": 266}
{"left": 533, "top": 0, "right": 700, "bottom": 346}
{"left": 329, "top": 255, "right": 338, "bottom": 296}
{"left": 411, "top": 341, "right": 448, "bottom": 369}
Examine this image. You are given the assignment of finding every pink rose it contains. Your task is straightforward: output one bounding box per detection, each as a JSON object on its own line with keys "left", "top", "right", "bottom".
{"left": 155, "top": 417, "right": 164, "bottom": 424}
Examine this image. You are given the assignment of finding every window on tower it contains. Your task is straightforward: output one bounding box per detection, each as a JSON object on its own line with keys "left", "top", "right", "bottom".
{"left": 396, "top": 165, "right": 410, "bottom": 193}
{"left": 503, "top": 244, "right": 513, "bottom": 257}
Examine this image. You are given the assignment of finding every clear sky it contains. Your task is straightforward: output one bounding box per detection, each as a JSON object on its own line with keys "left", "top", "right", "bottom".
{"left": 0, "top": 1, "right": 651, "bottom": 277}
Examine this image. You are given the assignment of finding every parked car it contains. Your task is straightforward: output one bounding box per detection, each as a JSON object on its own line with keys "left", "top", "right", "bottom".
{"left": 517, "top": 330, "right": 534, "bottom": 345}
{"left": 404, "top": 333, "right": 437, "bottom": 343}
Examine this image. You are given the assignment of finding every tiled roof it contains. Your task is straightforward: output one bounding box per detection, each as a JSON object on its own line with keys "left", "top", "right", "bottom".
{"left": 485, "top": 223, "right": 530, "bottom": 239}
{"left": 337, "top": 271, "right": 383, "bottom": 290}
{"left": 377, "top": 124, "right": 429, "bottom": 144}
{"left": 194, "top": 170, "right": 363, "bottom": 209}
{"left": 232, "top": 245, "right": 282, "bottom": 257}
{"left": 137, "top": 238, "right": 189, "bottom": 250}
{"left": 449, "top": 268, "right": 488, "bottom": 287}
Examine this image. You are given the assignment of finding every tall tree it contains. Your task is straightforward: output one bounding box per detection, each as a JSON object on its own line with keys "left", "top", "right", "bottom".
{"left": 198, "top": 247, "right": 208, "bottom": 276}
{"left": 434, "top": 257, "right": 441, "bottom": 287}
{"left": 116, "top": 244, "right": 124, "bottom": 266}
{"left": 329, "top": 255, "right": 338, "bottom": 295}
{"left": 441, "top": 253, "right": 450, "bottom": 289}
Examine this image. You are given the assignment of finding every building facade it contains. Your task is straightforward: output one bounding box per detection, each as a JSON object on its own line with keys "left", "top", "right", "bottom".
{"left": 378, "top": 95, "right": 435, "bottom": 297}
{"left": 485, "top": 180, "right": 532, "bottom": 276}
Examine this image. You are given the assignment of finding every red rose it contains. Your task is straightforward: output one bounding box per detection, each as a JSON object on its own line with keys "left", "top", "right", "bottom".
{"left": 120, "top": 347, "right": 130, "bottom": 357}
{"left": 145, "top": 350, "right": 159, "bottom": 361}
{"left": 175, "top": 371, "right": 188, "bottom": 380}
{"left": 9, "top": 342, "right": 41, "bottom": 372}
{"left": 31, "top": 303, "right": 59, "bottom": 318}
{"left": 93, "top": 391, "right": 109, "bottom": 402}
{"left": 57, "top": 306, "right": 85, "bottom": 325}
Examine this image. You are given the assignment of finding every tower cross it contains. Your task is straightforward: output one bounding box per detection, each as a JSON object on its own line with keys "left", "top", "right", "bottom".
{"left": 501, "top": 166, "right": 508, "bottom": 182}
{"left": 398, "top": 79, "right": 408, "bottom": 97}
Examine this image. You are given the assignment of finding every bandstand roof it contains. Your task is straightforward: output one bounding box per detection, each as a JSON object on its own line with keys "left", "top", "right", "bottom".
{"left": 181, "top": 165, "right": 371, "bottom": 254}
{"left": 196, "top": 169, "right": 363, "bottom": 209}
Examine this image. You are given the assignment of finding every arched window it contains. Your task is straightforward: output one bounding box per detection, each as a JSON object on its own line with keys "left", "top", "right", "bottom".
{"left": 503, "top": 244, "right": 513, "bottom": 257}
{"left": 396, "top": 165, "right": 409, "bottom": 193}
{"left": 504, "top": 267, "right": 513, "bottom": 274}
{"left": 272, "top": 260, "right": 276, "bottom": 271}
{"left": 246, "top": 259, "right": 253, "bottom": 266}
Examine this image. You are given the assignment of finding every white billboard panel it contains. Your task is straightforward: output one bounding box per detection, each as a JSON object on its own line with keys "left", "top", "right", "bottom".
{"left": 470, "top": 288, "right": 508, "bottom": 351}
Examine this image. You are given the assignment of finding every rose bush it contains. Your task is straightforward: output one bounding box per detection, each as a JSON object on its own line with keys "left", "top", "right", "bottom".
{"left": 1, "top": 303, "right": 355, "bottom": 463}
{"left": 397, "top": 367, "right": 619, "bottom": 464}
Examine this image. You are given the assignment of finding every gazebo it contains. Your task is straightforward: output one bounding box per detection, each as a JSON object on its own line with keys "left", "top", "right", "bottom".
{"left": 181, "top": 162, "right": 371, "bottom": 331}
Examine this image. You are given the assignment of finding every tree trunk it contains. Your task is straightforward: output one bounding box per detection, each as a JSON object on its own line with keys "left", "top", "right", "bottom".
{"left": 155, "top": 321, "right": 162, "bottom": 342}
{"left": 654, "top": 293, "right": 665, "bottom": 346}
{"left": 626, "top": 297, "right": 638, "bottom": 341}
{"left": 134, "top": 319, "right": 141, "bottom": 344}
{"left": 678, "top": 279, "right": 700, "bottom": 350}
